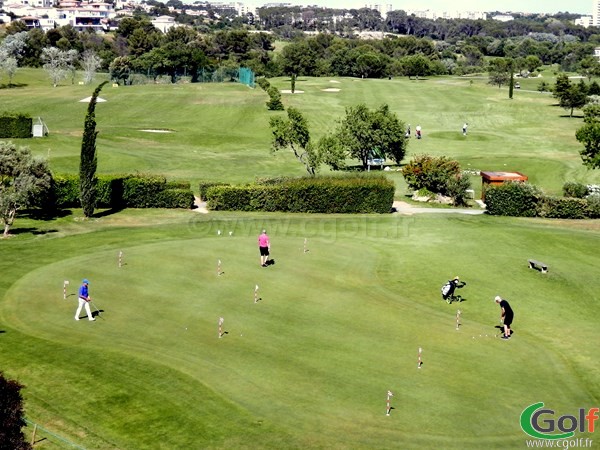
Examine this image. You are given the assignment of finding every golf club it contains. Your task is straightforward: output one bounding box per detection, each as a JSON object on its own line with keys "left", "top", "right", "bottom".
{"left": 90, "top": 301, "right": 104, "bottom": 319}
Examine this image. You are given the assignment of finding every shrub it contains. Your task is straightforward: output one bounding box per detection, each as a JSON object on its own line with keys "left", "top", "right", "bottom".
{"left": 123, "top": 175, "right": 167, "bottom": 207}
{"left": 51, "top": 174, "right": 193, "bottom": 210}
{"left": 485, "top": 182, "right": 542, "bottom": 216}
{"left": 198, "top": 181, "right": 230, "bottom": 201}
{"left": 538, "top": 196, "right": 590, "bottom": 219}
{"left": 446, "top": 175, "right": 472, "bottom": 206}
{"left": 402, "top": 154, "right": 462, "bottom": 196}
{"left": 256, "top": 77, "right": 270, "bottom": 91}
{"left": 563, "top": 181, "right": 589, "bottom": 198}
{"left": 0, "top": 114, "right": 32, "bottom": 138}
{"left": 206, "top": 175, "right": 394, "bottom": 213}
{"left": 587, "top": 194, "right": 600, "bottom": 218}
{"left": 52, "top": 174, "right": 80, "bottom": 208}
{"left": 155, "top": 189, "right": 195, "bottom": 208}
{"left": 266, "top": 86, "right": 284, "bottom": 110}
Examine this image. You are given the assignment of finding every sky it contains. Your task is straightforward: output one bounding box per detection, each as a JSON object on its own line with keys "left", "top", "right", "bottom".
{"left": 275, "top": 0, "right": 591, "bottom": 15}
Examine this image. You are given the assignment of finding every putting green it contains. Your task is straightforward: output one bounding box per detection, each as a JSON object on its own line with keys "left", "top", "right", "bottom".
{"left": 3, "top": 214, "right": 598, "bottom": 448}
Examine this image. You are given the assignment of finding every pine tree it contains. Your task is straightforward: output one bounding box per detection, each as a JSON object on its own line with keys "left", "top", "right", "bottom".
{"left": 79, "top": 81, "right": 107, "bottom": 218}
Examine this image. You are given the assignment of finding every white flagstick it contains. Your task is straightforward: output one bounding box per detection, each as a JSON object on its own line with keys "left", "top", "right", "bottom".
{"left": 456, "top": 309, "right": 461, "bottom": 331}
{"left": 303, "top": 238, "right": 308, "bottom": 253}
{"left": 217, "top": 259, "right": 222, "bottom": 276}
{"left": 63, "top": 280, "right": 69, "bottom": 299}
{"left": 118, "top": 250, "right": 123, "bottom": 268}
{"left": 254, "top": 284, "right": 259, "bottom": 303}
{"left": 218, "top": 317, "right": 224, "bottom": 338}
{"left": 417, "top": 347, "right": 423, "bottom": 369}
{"left": 386, "top": 390, "right": 394, "bottom": 416}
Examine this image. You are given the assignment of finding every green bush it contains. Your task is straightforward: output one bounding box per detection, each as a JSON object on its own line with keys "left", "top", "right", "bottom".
{"left": 563, "top": 181, "right": 589, "bottom": 198}
{"left": 52, "top": 174, "right": 80, "bottom": 208}
{"left": 0, "top": 114, "right": 32, "bottom": 138}
{"left": 402, "top": 154, "right": 461, "bottom": 196}
{"left": 123, "top": 175, "right": 167, "bottom": 208}
{"left": 587, "top": 194, "right": 600, "bottom": 218}
{"left": 198, "top": 181, "right": 230, "bottom": 201}
{"left": 51, "top": 173, "right": 193, "bottom": 210}
{"left": 446, "top": 175, "right": 472, "bottom": 206}
{"left": 207, "top": 185, "right": 252, "bottom": 211}
{"left": 256, "top": 77, "right": 270, "bottom": 91}
{"left": 206, "top": 175, "right": 394, "bottom": 213}
{"left": 266, "top": 86, "right": 284, "bottom": 111}
{"left": 538, "top": 196, "right": 590, "bottom": 219}
{"left": 155, "top": 189, "right": 195, "bottom": 208}
{"left": 485, "top": 182, "right": 542, "bottom": 217}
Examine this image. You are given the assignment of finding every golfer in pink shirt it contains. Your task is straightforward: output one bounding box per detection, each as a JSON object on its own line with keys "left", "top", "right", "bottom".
{"left": 258, "top": 230, "right": 270, "bottom": 267}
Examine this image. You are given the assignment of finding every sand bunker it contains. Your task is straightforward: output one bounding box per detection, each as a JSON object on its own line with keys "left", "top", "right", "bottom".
{"left": 322, "top": 88, "right": 340, "bottom": 92}
{"left": 140, "top": 129, "right": 173, "bottom": 133}
{"left": 329, "top": 80, "right": 340, "bottom": 83}
{"left": 281, "top": 90, "right": 304, "bottom": 94}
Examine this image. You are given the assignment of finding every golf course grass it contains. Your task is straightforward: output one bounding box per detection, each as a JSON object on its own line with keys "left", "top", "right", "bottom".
{"left": 0, "top": 69, "right": 599, "bottom": 448}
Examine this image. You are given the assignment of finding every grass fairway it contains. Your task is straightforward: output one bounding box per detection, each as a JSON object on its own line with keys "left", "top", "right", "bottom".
{"left": 1, "top": 210, "right": 599, "bottom": 448}
{"left": 2, "top": 69, "right": 600, "bottom": 193}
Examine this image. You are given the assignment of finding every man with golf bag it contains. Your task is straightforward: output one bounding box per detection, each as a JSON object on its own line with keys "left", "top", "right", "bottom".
{"left": 441, "top": 276, "right": 466, "bottom": 304}
{"left": 75, "top": 279, "right": 95, "bottom": 321}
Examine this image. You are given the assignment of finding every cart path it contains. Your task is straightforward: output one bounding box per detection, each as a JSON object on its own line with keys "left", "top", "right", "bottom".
{"left": 194, "top": 197, "right": 485, "bottom": 215}
{"left": 392, "top": 200, "right": 485, "bottom": 215}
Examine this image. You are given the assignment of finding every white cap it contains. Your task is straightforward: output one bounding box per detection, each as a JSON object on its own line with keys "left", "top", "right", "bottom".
{"left": 494, "top": 296, "right": 502, "bottom": 302}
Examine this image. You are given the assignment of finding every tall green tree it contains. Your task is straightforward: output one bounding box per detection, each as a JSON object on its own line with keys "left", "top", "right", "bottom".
{"left": 0, "top": 371, "right": 32, "bottom": 449}
{"left": 329, "top": 104, "right": 407, "bottom": 169}
{"left": 488, "top": 57, "right": 512, "bottom": 88}
{"left": 575, "top": 104, "right": 600, "bottom": 168}
{"left": 0, "top": 142, "right": 52, "bottom": 237}
{"left": 269, "top": 107, "right": 318, "bottom": 175}
{"left": 79, "top": 81, "right": 108, "bottom": 218}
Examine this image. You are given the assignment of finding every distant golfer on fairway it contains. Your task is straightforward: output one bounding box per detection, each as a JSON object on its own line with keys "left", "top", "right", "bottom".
{"left": 441, "top": 276, "right": 465, "bottom": 304}
{"left": 495, "top": 296, "right": 513, "bottom": 339}
{"left": 75, "top": 279, "right": 95, "bottom": 321}
{"left": 258, "top": 230, "right": 270, "bottom": 267}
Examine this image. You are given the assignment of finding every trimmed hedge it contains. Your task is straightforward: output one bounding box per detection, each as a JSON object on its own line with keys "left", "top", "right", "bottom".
{"left": 198, "top": 181, "right": 230, "bottom": 201}
{"left": 562, "top": 181, "right": 589, "bottom": 198}
{"left": 538, "top": 196, "right": 589, "bottom": 219}
{"left": 50, "top": 174, "right": 194, "bottom": 210}
{"left": 0, "top": 114, "right": 32, "bottom": 138}
{"left": 485, "top": 182, "right": 542, "bottom": 217}
{"left": 206, "top": 175, "right": 394, "bottom": 213}
{"left": 486, "top": 181, "right": 600, "bottom": 219}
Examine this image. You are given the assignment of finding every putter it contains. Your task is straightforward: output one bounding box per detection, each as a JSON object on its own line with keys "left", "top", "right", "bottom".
{"left": 90, "top": 301, "right": 104, "bottom": 319}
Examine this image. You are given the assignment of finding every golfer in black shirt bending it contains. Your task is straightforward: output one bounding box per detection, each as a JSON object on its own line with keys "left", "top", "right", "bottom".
{"left": 495, "top": 296, "right": 514, "bottom": 340}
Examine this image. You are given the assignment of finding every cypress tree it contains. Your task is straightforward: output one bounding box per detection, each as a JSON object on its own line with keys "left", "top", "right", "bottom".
{"left": 79, "top": 81, "right": 107, "bottom": 218}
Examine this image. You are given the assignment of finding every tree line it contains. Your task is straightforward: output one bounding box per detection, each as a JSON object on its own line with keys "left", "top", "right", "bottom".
{"left": 3, "top": 10, "right": 600, "bottom": 85}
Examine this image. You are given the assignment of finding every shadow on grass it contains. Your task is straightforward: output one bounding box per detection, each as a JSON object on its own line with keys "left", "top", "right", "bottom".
{"left": 93, "top": 207, "right": 125, "bottom": 218}
{"left": 22, "top": 208, "right": 72, "bottom": 221}
{"left": 7, "top": 227, "right": 59, "bottom": 236}
{"left": 495, "top": 325, "right": 514, "bottom": 336}
{"left": 0, "top": 83, "right": 28, "bottom": 89}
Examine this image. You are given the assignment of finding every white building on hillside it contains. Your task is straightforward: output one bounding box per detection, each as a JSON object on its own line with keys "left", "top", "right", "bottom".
{"left": 594, "top": 0, "right": 600, "bottom": 26}
{"left": 575, "top": 15, "right": 593, "bottom": 27}
{"left": 151, "top": 15, "right": 176, "bottom": 33}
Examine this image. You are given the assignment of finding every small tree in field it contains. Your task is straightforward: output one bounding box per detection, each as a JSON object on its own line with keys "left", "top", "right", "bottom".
{"left": 270, "top": 107, "right": 318, "bottom": 175}
{"left": 82, "top": 50, "right": 102, "bottom": 85}
{"left": 0, "top": 371, "right": 32, "bottom": 449}
{"left": 79, "top": 81, "right": 108, "bottom": 218}
{"left": 0, "top": 142, "right": 52, "bottom": 237}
